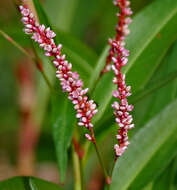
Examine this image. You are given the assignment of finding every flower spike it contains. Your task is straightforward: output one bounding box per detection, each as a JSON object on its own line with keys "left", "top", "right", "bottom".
{"left": 19, "top": 5, "right": 98, "bottom": 141}
{"left": 106, "top": 0, "right": 134, "bottom": 158}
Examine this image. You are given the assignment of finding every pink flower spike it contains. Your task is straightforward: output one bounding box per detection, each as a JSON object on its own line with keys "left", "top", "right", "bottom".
{"left": 19, "top": 5, "right": 98, "bottom": 142}
{"left": 102, "top": 0, "right": 135, "bottom": 158}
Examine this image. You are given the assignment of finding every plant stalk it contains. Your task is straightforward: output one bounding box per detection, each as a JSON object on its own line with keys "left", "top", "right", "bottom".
{"left": 89, "top": 128, "right": 110, "bottom": 185}
{"left": 72, "top": 145, "right": 82, "bottom": 190}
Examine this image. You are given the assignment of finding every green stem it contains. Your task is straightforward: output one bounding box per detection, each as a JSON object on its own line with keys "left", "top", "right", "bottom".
{"left": 79, "top": 159, "right": 84, "bottom": 190}
{"left": 40, "top": 71, "right": 53, "bottom": 91}
{"left": 88, "top": 46, "right": 109, "bottom": 94}
{"left": 93, "top": 142, "right": 109, "bottom": 179}
{"left": 89, "top": 128, "right": 110, "bottom": 185}
{"left": 109, "top": 157, "right": 118, "bottom": 187}
{"left": 89, "top": 74, "right": 101, "bottom": 95}
{"left": 72, "top": 145, "right": 82, "bottom": 190}
{"left": 0, "top": 29, "right": 53, "bottom": 90}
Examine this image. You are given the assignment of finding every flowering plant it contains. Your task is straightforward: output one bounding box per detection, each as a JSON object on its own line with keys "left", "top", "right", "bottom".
{"left": 19, "top": 0, "right": 134, "bottom": 184}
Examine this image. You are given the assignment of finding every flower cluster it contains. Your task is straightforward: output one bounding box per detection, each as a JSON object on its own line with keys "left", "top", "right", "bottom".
{"left": 102, "top": 0, "right": 132, "bottom": 74}
{"left": 107, "top": 0, "right": 134, "bottom": 157}
{"left": 19, "top": 5, "right": 98, "bottom": 141}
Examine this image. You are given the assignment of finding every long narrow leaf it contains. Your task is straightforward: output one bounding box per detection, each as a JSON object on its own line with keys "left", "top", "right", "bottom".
{"left": 51, "top": 93, "right": 76, "bottom": 183}
{"left": 111, "top": 99, "right": 177, "bottom": 190}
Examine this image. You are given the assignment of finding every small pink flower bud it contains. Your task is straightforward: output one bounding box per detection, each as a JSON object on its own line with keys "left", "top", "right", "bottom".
{"left": 90, "top": 103, "right": 96, "bottom": 110}
{"left": 127, "top": 105, "right": 134, "bottom": 111}
{"left": 128, "top": 124, "right": 134, "bottom": 129}
{"left": 78, "top": 122, "right": 84, "bottom": 126}
{"left": 112, "top": 90, "right": 119, "bottom": 98}
{"left": 85, "top": 134, "right": 92, "bottom": 141}
{"left": 92, "top": 109, "right": 98, "bottom": 115}
{"left": 46, "top": 29, "right": 56, "bottom": 39}
{"left": 21, "top": 8, "right": 30, "bottom": 16}
{"left": 44, "top": 44, "right": 52, "bottom": 52}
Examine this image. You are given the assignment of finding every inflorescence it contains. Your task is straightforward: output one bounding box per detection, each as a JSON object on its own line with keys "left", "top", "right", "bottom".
{"left": 19, "top": 1, "right": 134, "bottom": 158}
{"left": 107, "top": 0, "right": 134, "bottom": 157}
{"left": 19, "top": 5, "right": 98, "bottom": 142}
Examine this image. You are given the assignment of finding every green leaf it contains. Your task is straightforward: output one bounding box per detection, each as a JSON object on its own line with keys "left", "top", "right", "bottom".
{"left": 171, "top": 158, "right": 177, "bottom": 190}
{"left": 90, "top": 0, "right": 177, "bottom": 126}
{"left": 130, "top": 70, "right": 177, "bottom": 104}
{"left": 0, "top": 177, "right": 63, "bottom": 190}
{"left": 51, "top": 92, "right": 76, "bottom": 183}
{"left": 43, "top": 0, "right": 79, "bottom": 32}
{"left": 88, "top": 46, "right": 109, "bottom": 91}
{"left": 69, "top": 0, "right": 108, "bottom": 39}
{"left": 32, "top": 0, "right": 51, "bottom": 26}
{"left": 92, "top": 71, "right": 115, "bottom": 123}
{"left": 142, "top": 183, "right": 153, "bottom": 190}
{"left": 56, "top": 30, "right": 97, "bottom": 67}
{"left": 111, "top": 99, "right": 177, "bottom": 190}
{"left": 152, "top": 161, "right": 175, "bottom": 190}
{"left": 125, "top": 0, "right": 177, "bottom": 92}
{"left": 131, "top": 0, "right": 154, "bottom": 13}
{"left": 135, "top": 40, "right": 177, "bottom": 130}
